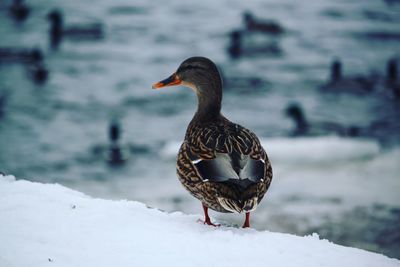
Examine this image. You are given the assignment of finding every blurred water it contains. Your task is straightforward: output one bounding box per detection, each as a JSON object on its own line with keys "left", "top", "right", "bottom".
{"left": 0, "top": 0, "right": 400, "bottom": 259}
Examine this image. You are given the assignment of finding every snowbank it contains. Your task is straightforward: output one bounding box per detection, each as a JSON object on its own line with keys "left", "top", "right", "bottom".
{"left": 0, "top": 175, "right": 398, "bottom": 267}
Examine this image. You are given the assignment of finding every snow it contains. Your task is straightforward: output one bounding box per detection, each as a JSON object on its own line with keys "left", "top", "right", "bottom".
{"left": 0, "top": 175, "right": 398, "bottom": 267}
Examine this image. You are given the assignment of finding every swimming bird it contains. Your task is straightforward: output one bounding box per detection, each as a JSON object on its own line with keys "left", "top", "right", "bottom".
{"left": 47, "top": 9, "right": 104, "bottom": 49}
{"left": 285, "top": 103, "right": 309, "bottom": 136}
{"left": 106, "top": 121, "right": 128, "bottom": 165}
{"left": 227, "top": 29, "right": 282, "bottom": 59}
{"left": 92, "top": 120, "right": 149, "bottom": 165}
{"left": 0, "top": 47, "right": 48, "bottom": 84}
{"left": 26, "top": 49, "right": 49, "bottom": 85}
{"left": 285, "top": 103, "right": 360, "bottom": 137}
{"left": 152, "top": 57, "right": 273, "bottom": 228}
{"left": 321, "top": 58, "right": 374, "bottom": 93}
{"left": 243, "top": 11, "right": 284, "bottom": 35}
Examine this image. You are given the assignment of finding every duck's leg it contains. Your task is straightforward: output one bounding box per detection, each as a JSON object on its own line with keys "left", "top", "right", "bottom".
{"left": 202, "top": 203, "right": 219, "bottom": 227}
{"left": 242, "top": 212, "right": 250, "bottom": 228}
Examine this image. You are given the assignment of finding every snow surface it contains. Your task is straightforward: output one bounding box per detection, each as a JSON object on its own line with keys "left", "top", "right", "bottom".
{"left": 0, "top": 175, "right": 398, "bottom": 267}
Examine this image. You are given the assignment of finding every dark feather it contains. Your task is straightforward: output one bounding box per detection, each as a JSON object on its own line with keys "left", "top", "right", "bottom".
{"left": 193, "top": 153, "right": 265, "bottom": 184}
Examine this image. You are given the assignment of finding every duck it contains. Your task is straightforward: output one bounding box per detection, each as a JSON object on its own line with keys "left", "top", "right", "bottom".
{"left": 25, "top": 49, "right": 49, "bottom": 85}
{"left": 320, "top": 58, "right": 375, "bottom": 93}
{"left": 106, "top": 121, "right": 129, "bottom": 166}
{"left": 0, "top": 47, "right": 48, "bottom": 84}
{"left": 47, "top": 9, "right": 104, "bottom": 49}
{"left": 285, "top": 103, "right": 361, "bottom": 137}
{"left": 284, "top": 103, "right": 309, "bottom": 136}
{"left": 92, "top": 120, "right": 150, "bottom": 166}
{"left": 243, "top": 11, "right": 284, "bottom": 35}
{"left": 9, "top": 0, "right": 30, "bottom": 22}
{"left": 152, "top": 57, "right": 273, "bottom": 228}
{"left": 227, "top": 30, "right": 282, "bottom": 59}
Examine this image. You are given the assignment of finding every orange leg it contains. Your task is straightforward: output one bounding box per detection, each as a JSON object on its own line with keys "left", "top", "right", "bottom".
{"left": 202, "top": 203, "right": 220, "bottom": 227}
{"left": 242, "top": 212, "right": 250, "bottom": 228}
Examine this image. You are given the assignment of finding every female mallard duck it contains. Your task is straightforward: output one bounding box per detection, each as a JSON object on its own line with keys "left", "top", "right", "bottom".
{"left": 152, "top": 57, "right": 273, "bottom": 228}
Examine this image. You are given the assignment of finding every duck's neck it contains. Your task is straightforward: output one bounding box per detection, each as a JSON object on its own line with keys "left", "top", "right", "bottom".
{"left": 193, "top": 84, "right": 222, "bottom": 123}
{"left": 294, "top": 113, "right": 308, "bottom": 131}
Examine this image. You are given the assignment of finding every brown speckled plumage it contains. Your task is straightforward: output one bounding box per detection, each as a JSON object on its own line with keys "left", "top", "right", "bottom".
{"left": 153, "top": 56, "right": 273, "bottom": 227}
{"left": 177, "top": 116, "right": 272, "bottom": 213}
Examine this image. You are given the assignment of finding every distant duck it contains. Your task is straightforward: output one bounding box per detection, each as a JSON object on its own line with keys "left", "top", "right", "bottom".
{"left": 285, "top": 103, "right": 360, "bottom": 137}
{"left": 227, "top": 29, "right": 282, "bottom": 59}
{"left": 106, "top": 121, "right": 128, "bottom": 166}
{"left": 26, "top": 49, "right": 49, "bottom": 85}
{"left": 285, "top": 103, "right": 309, "bottom": 136}
{"left": 223, "top": 74, "right": 268, "bottom": 91}
{"left": 385, "top": 58, "right": 400, "bottom": 98}
{"left": 243, "top": 11, "right": 284, "bottom": 35}
{"left": 92, "top": 120, "right": 149, "bottom": 165}
{"left": 152, "top": 57, "right": 273, "bottom": 228}
{"left": 47, "top": 9, "right": 104, "bottom": 49}
{"left": 320, "top": 58, "right": 374, "bottom": 93}
{"left": 9, "top": 0, "right": 30, "bottom": 22}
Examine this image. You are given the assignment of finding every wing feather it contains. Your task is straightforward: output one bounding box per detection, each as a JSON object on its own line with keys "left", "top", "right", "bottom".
{"left": 185, "top": 118, "right": 266, "bottom": 185}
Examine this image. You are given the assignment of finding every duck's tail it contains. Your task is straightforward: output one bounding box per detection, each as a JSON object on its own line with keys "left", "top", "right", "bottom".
{"left": 216, "top": 178, "right": 259, "bottom": 213}
{"left": 217, "top": 195, "right": 258, "bottom": 213}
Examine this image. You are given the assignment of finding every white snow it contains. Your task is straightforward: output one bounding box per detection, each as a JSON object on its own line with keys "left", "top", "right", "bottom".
{"left": 0, "top": 175, "right": 398, "bottom": 267}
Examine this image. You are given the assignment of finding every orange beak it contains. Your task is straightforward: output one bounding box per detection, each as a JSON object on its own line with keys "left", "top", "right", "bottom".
{"left": 152, "top": 73, "right": 182, "bottom": 89}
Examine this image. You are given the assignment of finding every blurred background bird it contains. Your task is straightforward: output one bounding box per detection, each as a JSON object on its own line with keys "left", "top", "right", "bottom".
{"left": 47, "top": 9, "right": 104, "bottom": 49}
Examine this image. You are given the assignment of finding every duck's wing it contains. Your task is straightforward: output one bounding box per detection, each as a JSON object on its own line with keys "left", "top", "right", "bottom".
{"left": 185, "top": 119, "right": 270, "bottom": 186}
{"left": 193, "top": 153, "right": 265, "bottom": 185}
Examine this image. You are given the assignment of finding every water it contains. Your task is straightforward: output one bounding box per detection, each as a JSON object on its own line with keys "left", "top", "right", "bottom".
{"left": 1, "top": 0, "right": 400, "bottom": 259}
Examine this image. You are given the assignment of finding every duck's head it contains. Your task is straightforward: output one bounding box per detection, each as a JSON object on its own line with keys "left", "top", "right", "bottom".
{"left": 29, "top": 48, "right": 44, "bottom": 63}
{"left": 47, "top": 9, "right": 62, "bottom": 25}
{"left": 109, "top": 121, "right": 121, "bottom": 143}
{"left": 152, "top": 57, "right": 222, "bottom": 91}
{"left": 330, "top": 58, "right": 342, "bottom": 82}
{"left": 285, "top": 103, "right": 305, "bottom": 121}
{"left": 152, "top": 57, "right": 223, "bottom": 118}
{"left": 243, "top": 11, "right": 254, "bottom": 25}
